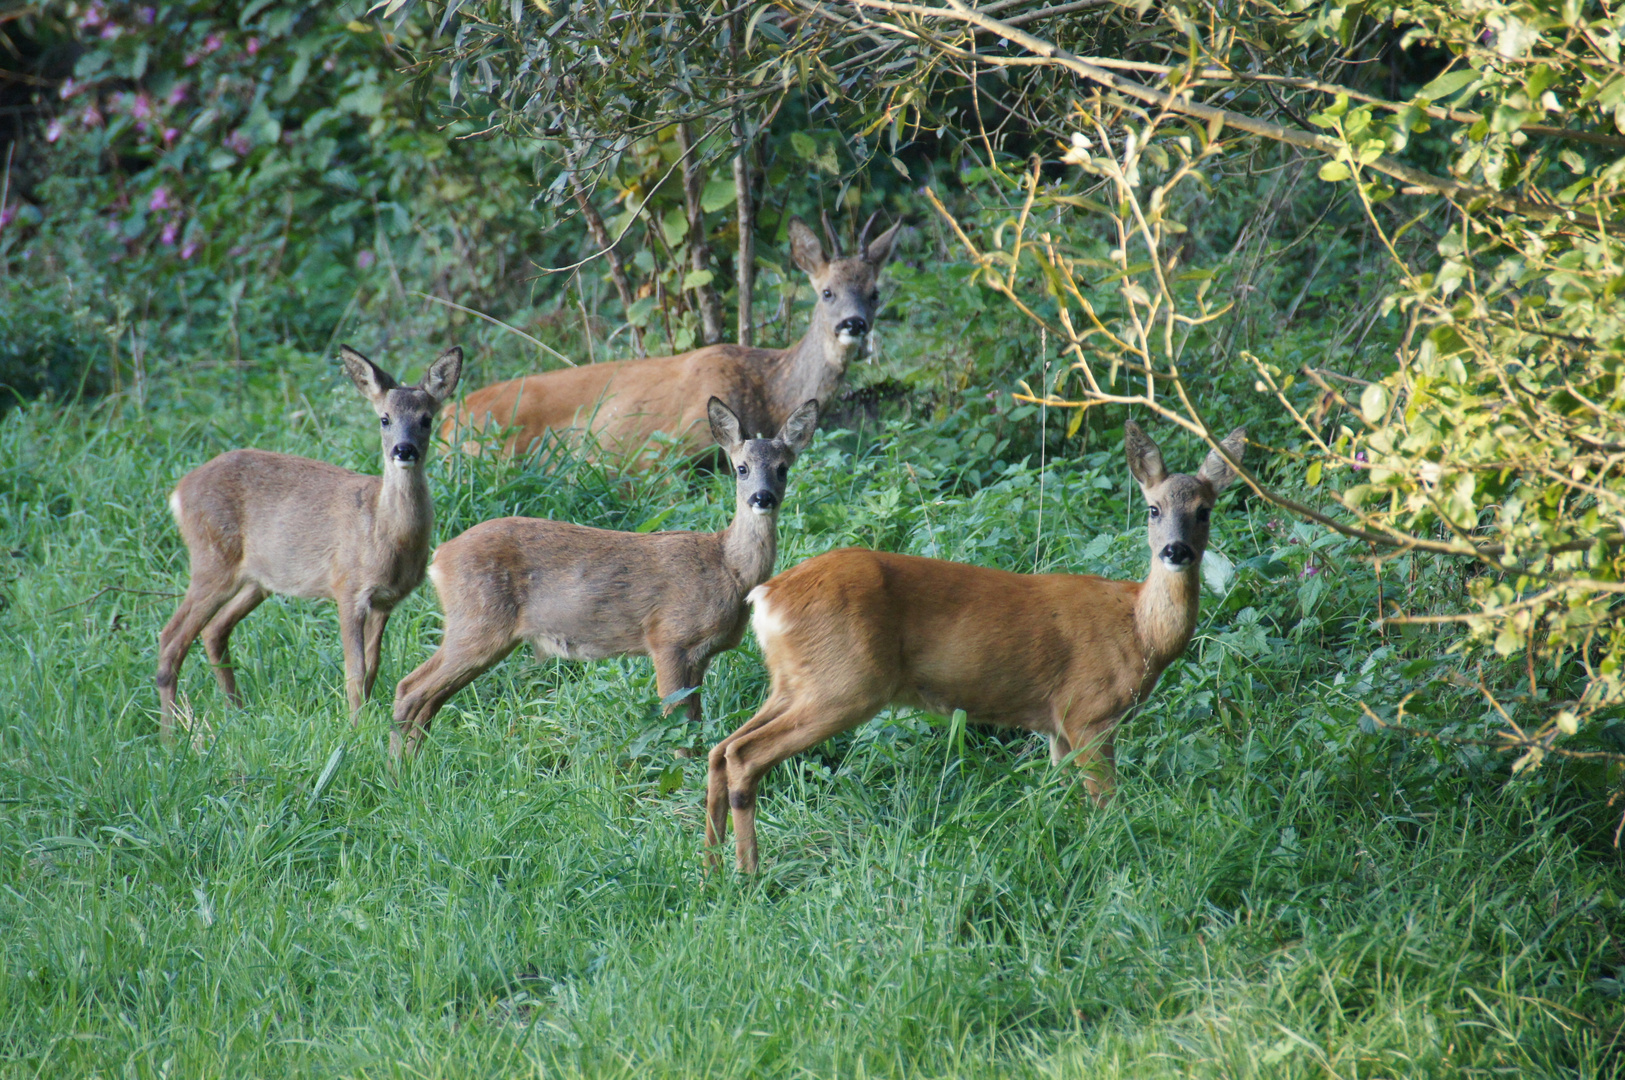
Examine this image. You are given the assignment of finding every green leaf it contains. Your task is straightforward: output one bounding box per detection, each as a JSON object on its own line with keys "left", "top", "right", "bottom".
{"left": 1318, "top": 161, "right": 1352, "bottom": 182}
{"left": 681, "top": 269, "right": 714, "bottom": 290}
{"left": 1306, "top": 461, "right": 1323, "bottom": 487}
{"left": 790, "top": 132, "right": 818, "bottom": 161}
{"left": 1360, "top": 384, "right": 1388, "bottom": 423}
{"left": 701, "top": 178, "right": 736, "bottom": 213}
{"left": 1418, "top": 69, "right": 1481, "bottom": 101}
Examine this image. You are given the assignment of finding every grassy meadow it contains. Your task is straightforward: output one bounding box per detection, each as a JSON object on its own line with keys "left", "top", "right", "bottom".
{"left": 2, "top": 329, "right": 1623, "bottom": 1078}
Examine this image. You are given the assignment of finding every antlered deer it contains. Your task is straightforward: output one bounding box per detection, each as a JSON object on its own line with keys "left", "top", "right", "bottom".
{"left": 443, "top": 217, "right": 900, "bottom": 463}
{"left": 390, "top": 397, "right": 819, "bottom": 760}
{"left": 706, "top": 420, "right": 1246, "bottom": 871}
{"left": 155, "top": 346, "right": 462, "bottom": 740}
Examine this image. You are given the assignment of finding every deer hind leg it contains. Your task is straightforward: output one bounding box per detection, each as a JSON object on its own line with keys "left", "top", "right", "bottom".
{"left": 720, "top": 693, "right": 883, "bottom": 873}
{"left": 200, "top": 583, "right": 266, "bottom": 706}
{"left": 390, "top": 630, "right": 516, "bottom": 761}
{"left": 155, "top": 571, "right": 240, "bottom": 743}
{"left": 705, "top": 691, "right": 793, "bottom": 864}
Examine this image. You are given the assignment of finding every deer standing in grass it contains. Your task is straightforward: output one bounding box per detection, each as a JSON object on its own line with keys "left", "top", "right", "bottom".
{"left": 155, "top": 346, "right": 462, "bottom": 740}
{"left": 390, "top": 397, "right": 819, "bottom": 760}
{"left": 443, "top": 217, "right": 900, "bottom": 463}
{"left": 706, "top": 420, "right": 1246, "bottom": 872}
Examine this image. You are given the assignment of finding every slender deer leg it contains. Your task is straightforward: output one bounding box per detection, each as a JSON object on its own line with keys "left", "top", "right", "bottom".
{"left": 361, "top": 607, "right": 391, "bottom": 701}
{"left": 339, "top": 599, "right": 371, "bottom": 722}
{"left": 722, "top": 696, "right": 879, "bottom": 873}
{"left": 653, "top": 645, "right": 707, "bottom": 758}
{"left": 200, "top": 583, "right": 266, "bottom": 706}
{"left": 1048, "top": 731, "right": 1073, "bottom": 766}
{"left": 704, "top": 692, "right": 792, "bottom": 863}
{"left": 156, "top": 575, "right": 238, "bottom": 743}
{"left": 390, "top": 634, "right": 517, "bottom": 760}
{"left": 1063, "top": 718, "right": 1119, "bottom": 805}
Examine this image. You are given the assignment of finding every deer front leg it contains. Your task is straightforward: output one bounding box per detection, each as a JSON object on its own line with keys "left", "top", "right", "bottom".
{"left": 338, "top": 599, "right": 371, "bottom": 723}
{"left": 361, "top": 607, "right": 391, "bottom": 701}
{"left": 1064, "top": 720, "right": 1118, "bottom": 806}
{"left": 652, "top": 645, "right": 704, "bottom": 759}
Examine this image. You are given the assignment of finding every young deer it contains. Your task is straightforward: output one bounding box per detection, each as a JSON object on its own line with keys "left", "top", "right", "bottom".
{"left": 706, "top": 420, "right": 1246, "bottom": 871}
{"left": 390, "top": 397, "right": 819, "bottom": 760}
{"left": 155, "top": 346, "right": 462, "bottom": 739}
{"left": 443, "top": 218, "right": 900, "bottom": 464}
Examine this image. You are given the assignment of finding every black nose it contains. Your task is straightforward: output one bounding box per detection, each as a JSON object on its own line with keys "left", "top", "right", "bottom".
{"left": 1161, "top": 542, "right": 1195, "bottom": 568}
{"left": 835, "top": 316, "right": 869, "bottom": 337}
{"left": 748, "top": 490, "right": 778, "bottom": 511}
{"left": 392, "top": 443, "right": 421, "bottom": 463}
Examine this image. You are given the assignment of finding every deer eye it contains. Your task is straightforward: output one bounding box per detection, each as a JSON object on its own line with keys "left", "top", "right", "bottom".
{"left": 870, "top": 290, "right": 879, "bottom": 303}
{"left": 736, "top": 463, "right": 748, "bottom": 477}
{"left": 380, "top": 415, "right": 390, "bottom": 427}
{"left": 1148, "top": 505, "right": 1160, "bottom": 519}
{"left": 1197, "top": 507, "right": 1211, "bottom": 522}
{"left": 822, "top": 288, "right": 833, "bottom": 300}
{"left": 776, "top": 463, "right": 788, "bottom": 481}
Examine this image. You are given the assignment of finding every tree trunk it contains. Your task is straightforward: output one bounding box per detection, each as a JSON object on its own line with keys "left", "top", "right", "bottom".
{"left": 566, "top": 144, "right": 644, "bottom": 357}
{"left": 730, "top": 12, "right": 755, "bottom": 348}
{"left": 675, "top": 123, "right": 724, "bottom": 345}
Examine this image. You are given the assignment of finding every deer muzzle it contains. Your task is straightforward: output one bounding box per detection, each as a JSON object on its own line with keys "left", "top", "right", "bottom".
{"left": 391, "top": 443, "right": 422, "bottom": 465}
{"left": 1158, "top": 542, "right": 1196, "bottom": 570}
{"left": 835, "top": 316, "right": 869, "bottom": 345}
{"left": 747, "top": 490, "right": 778, "bottom": 515}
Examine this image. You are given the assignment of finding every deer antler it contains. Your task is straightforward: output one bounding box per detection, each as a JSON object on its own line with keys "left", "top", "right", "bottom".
{"left": 820, "top": 209, "right": 841, "bottom": 257}
{"left": 856, "top": 210, "right": 880, "bottom": 252}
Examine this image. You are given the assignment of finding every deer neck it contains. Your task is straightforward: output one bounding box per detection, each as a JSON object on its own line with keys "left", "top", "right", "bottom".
{"left": 765, "top": 319, "right": 857, "bottom": 423}
{"left": 375, "top": 461, "right": 434, "bottom": 543}
{"left": 719, "top": 504, "right": 779, "bottom": 593}
{"left": 1134, "top": 560, "right": 1202, "bottom": 671}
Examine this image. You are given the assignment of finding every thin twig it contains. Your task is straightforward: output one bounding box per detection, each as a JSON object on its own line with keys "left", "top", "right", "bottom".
{"left": 46, "top": 586, "right": 183, "bottom": 616}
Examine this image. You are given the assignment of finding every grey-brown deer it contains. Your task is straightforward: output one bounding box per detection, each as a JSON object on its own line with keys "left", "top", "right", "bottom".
{"left": 705, "top": 420, "right": 1246, "bottom": 871}
{"left": 443, "top": 217, "right": 899, "bottom": 464}
{"left": 390, "top": 397, "right": 819, "bottom": 760}
{"left": 155, "top": 346, "right": 462, "bottom": 740}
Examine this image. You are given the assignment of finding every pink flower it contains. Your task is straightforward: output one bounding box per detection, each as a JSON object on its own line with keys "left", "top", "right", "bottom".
{"left": 131, "top": 94, "right": 153, "bottom": 120}
{"left": 203, "top": 33, "right": 223, "bottom": 53}
{"left": 78, "top": 3, "right": 105, "bottom": 29}
{"left": 1301, "top": 563, "right": 1320, "bottom": 578}
{"left": 138, "top": 6, "right": 156, "bottom": 24}
{"left": 223, "top": 129, "right": 251, "bottom": 155}
{"left": 160, "top": 220, "right": 179, "bottom": 245}
{"left": 1353, "top": 450, "right": 1367, "bottom": 471}
{"left": 180, "top": 240, "right": 198, "bottom": 260}
{"left": 148, "top": 187, "right": 171, "bottom": 212}
{"left": 184, "top": 53, "right": 199, "bottom": 68}
{"left": 246, "top": 37, "right": 260, "bottom": 56}
{"left": 0, "top": 206, "right": 16, "bottom": 229}
{"left": 81, "top": 105, "right": 104, "bottom": 129}
{"left": 45, "top": 119, "right": 63, "bottom": 143}
{"left": 356, "top": 250, "right": 376, "bottom": 269}
{"left": 99, "top": 23, "right": 121, "bottom": 40}
{"left": 59, "top": 78, "right": 79, "bottom": 101}
{"left": 163, "top": 127, "right": 179, "bottom": 145}
{"left": 166, "top": 83, "right": 188, "bottom": 106}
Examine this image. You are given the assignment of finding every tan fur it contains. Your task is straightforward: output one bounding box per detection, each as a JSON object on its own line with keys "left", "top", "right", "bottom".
{"left": 389, "top": 398, "right": 819, "bottom": 760}
{"left": 706, "top": 421, "right": 1247, "bottom": 872}
{"left": 443, "top": 220, "right": 901, "bottom": 465}
{"left": 153, "top": 346, "right": 462, "bottom": 740}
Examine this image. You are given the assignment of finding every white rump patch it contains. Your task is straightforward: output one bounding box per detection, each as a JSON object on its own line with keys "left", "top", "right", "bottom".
{"left": 167, "top": 489, "right": 182, "bottom": 521}
{"left": 748, "top": 585, "right": 785, "bottom": 644}
{"left": 426, "top": 555, "right": 444, "bottom": 596}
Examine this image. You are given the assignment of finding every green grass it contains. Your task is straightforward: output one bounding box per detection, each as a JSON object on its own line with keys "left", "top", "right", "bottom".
{"left": 1, "top": 347, "right": 1621, "bottom": 1078}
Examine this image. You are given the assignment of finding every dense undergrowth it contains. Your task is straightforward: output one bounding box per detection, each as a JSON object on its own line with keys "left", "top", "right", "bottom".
{"left": 1, "top": 324, "right": 1622, "bottom": 1076}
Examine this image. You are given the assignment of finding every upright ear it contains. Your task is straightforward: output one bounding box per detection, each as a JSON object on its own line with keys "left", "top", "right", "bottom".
{"left": 418, "top": 346, "right": 463, "bottom": 404}
{"left": 707, "top": 397, "right": 744, "bottom": 450}
{"left": 777, "top": 399, "right": 820, "bottom": 456}
{"left": 1124, "top": 420, "right": 1167, "bottom": 491}
{"left": 1197, "top": 427, "right": 1247, "bottom": 492}
{"left": 788, "top": 218, "right": 828, "bottom": 277}
{"left": 341, "top": 345, "right": 398, "bottom": 407}
{"left": 864, "top": 220, "right": 904, "bottom": 269}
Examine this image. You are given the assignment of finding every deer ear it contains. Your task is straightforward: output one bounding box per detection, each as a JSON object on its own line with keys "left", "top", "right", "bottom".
{"left": 1124, "top": 420, "right": 1168, "bottom": 491}
{"left": 777, "top": 399, "right": 820, "bottom": 455}
{"left": 788, "top": 218, "right": 827, "bottom": 276}
{"left": 419, "top": 346, "right": 463, "bottom": 404}
{"left": 1198, "top": 427, "right": 1246, "bottom": 492}
{"left": 864, "top": 220, "right": 903, "bottom": 268}
{"left": 341, "top": 346, "right": 398, "bottom": 406}
{"left": 707, "top": 397, "right": 744, "bottom": 450}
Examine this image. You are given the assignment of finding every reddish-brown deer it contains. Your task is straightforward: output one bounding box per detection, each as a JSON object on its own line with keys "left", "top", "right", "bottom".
{"left": 155, "top": 346, "right": 462, "bottom": 740}
{"left": 443, "top": 217, "right": 900, "bottom": 464}
{"left": 390, "top": 397, "right": 819, "bottom": 760}
{"left": 705, "top": 420, "right": 1246, "bottom": 871}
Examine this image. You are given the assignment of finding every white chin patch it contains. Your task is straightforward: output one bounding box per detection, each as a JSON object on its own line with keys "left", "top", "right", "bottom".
{"left": 1160, "top": 555, "right": 1193, "bottom": 572}
{"left": 751, "top": 505, "right": 774, "bottom": 516}
{"left": 837, "top": 332, "right": 862, "bottom": 348}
